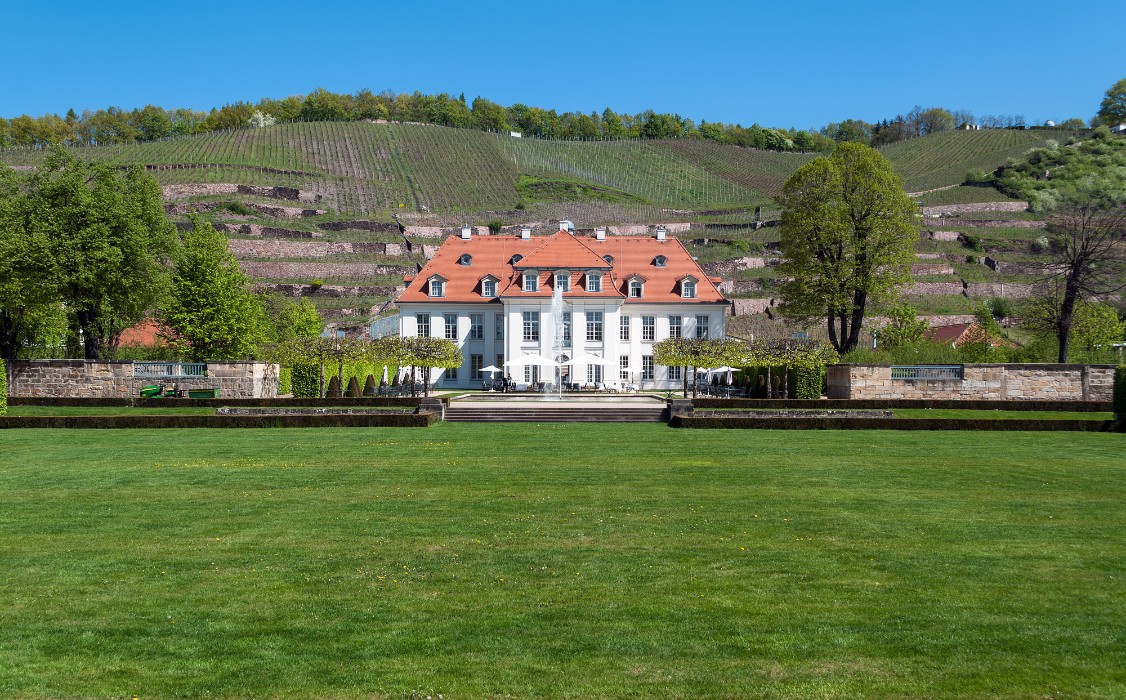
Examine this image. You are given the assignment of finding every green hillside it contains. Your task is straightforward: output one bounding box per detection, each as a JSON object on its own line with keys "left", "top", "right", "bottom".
{"left": 0, "top": 122, "right": 1056, "bottom": 218}
{"left": 879, "top": 128, "right": 1062, "bottom": 193}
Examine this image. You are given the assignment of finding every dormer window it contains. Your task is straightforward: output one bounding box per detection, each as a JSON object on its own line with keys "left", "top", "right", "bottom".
{"left": 458, "top": 253, "right": 473, "bottom": 266}
{"left": 481, "top": 275, "right": 498, "bottom": 298}
{"left": 511, "top": 254, "right": 524, "bottom": 264}
{"left": 523, "top": 271, "right": 539, "bottom": 292}
{"left": 628, "top": 278, "right": 644, "bottom": 298}
{"left": 428, "top": 276, "right": 446, "bottom": 298}
{"left": 586, "top": 272, "right": 602, "bottom": 293}
{"left": 555, "top": 271, "right": 570, "bottom": 292}
{"left": 654, "top": 255, "right": 667, "bottom": 268}
{"left": 602, "top": 254, "right": 614, "bottom": 265}
{"left": 681, "top": 276, "right": 698, "bottom": 299}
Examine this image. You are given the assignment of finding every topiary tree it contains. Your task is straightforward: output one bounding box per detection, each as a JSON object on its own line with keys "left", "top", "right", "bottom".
{"left": 326, "top": 375, "right": 343, "bottom": 398}
{"left": 362, "top": 374, "right": 377, "bottom": 397}
{"left": 345, "top": 376, "right": 361, "bottom": 397}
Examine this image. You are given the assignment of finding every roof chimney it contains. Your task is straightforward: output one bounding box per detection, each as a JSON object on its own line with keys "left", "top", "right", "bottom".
{"left": 460, "top": 225, "right": 472, "bottom": 240}
{"left": 560, "top": 219, "right": 575, "bottom": 234}
{"left": 520, "top": 226, "right": 531, "bottom": 240}
{"left": 595, "top": 226, "right": 607, "bottom": 241}
{"left": 655, "top": 226, "right": 667, "bottom": 241}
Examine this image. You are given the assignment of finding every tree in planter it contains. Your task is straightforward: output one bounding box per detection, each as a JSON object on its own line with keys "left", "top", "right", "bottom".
{"left": 741, "top": 338, "right": 838, "bottom": 399}
{"left": 652, "top": 337, "right": 745, "bottom": 398}
{"left": 16, "top": 149, "right": 177, "bottom": 359}
{"left": 163, "top": 216, "right": 267, "bottom": 361}
{"left": 777, "top": 142, "right": 918, "bottom": 353}
{"left": 392, "top": 336, "right": 462, "bottom": 397}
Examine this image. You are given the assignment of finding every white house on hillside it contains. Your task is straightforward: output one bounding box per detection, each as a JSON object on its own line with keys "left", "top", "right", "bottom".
{"left": 395, "top": 226, "right": 729, "bottom": 390}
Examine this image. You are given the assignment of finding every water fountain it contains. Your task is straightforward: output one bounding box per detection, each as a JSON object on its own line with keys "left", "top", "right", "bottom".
{"left": 544, "top": 283, "right": 565, "bottom": 401}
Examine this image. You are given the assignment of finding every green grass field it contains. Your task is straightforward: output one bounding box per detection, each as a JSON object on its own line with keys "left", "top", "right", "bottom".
{"left": 1, "top": 425, "right": 1122, "bottom": 699}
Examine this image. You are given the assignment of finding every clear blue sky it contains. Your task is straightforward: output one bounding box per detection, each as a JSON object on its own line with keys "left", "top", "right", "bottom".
{"left": 4, "top": 0, "right": 1123, "bottom": 129}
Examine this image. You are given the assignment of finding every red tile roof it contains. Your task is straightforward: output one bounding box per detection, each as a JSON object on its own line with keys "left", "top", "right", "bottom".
{"left": 397, "top": 231, "right": 727, "bottom": 305}
{"left": 924, "top": 322, "right": 973, "bottom": 345}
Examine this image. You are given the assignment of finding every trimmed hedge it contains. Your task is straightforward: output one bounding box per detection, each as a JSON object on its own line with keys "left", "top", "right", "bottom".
{"left": 670, "top": 415, "right": 1119, "bottom": 431}
{"left": 10, "top": 396, "right": 438, "bottom": 408}
{"left": 288, "top": 361, "right": 393, "bottom": 398}
{"left": 277, "top": 366, "right": 292, "bottom": 395}
{"left": 1115, "top": 366, "right": 1126, "bottom": 419}
{"left": 291, "top": 362, "right": 320, "bottom": 398}
{"left": 0, "top": 412, "right": 435, "bottom": 429}
{"left": 693, "top": 398, "right": 1113, "bottom": 412}
{"left": 0, "top": 359, "right": 6, "bottom": 417}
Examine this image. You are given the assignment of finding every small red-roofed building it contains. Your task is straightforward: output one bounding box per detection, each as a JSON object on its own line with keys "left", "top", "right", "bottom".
{"left": 395, "top": 227, "right": 729, "bottom": 390}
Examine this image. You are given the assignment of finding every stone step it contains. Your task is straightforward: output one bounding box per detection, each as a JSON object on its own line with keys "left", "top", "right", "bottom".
{"left": 444, "top": 407, "right": 666, "bottom": 423}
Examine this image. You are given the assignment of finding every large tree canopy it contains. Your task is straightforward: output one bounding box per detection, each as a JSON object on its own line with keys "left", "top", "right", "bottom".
{"left": 777, "top": 142, "right": 918, "bottom": 353}
{"left": 10, "top": 150, "right": 177, "bottom": 359}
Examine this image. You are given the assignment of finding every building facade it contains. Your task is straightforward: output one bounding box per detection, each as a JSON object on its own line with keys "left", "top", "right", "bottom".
{"left": 396, "top": 227, "right": 729, "bottom": 390}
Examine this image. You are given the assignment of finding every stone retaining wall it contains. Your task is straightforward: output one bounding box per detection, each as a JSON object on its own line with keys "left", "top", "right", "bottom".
{"left": 6, "top": 361, "right": 279, "bottom": 399}
{"left": 239, "top": 262, "right": 412, "bottom": 279}
{"left": 826, "top": 364, "right": 1114, "bottom": 401}
{"left": 730, "top": 298, "right": 776, "bottom": 316}
{"left": 228, "top": 240, "right": 404, "bottom": 259}
{"left": 922, "top": 202, "right": 1028, "bottom": 216}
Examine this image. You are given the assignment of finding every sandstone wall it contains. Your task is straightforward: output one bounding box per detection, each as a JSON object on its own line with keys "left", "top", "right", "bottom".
{"left": 6, "top": 361, "right": 279, "bottom": 399}
{"left": 228, "top": 240, "right": 404, "bottom": 259}
{"left": 922, "top": 202, "right": 1028, "bottom": 216}
{"left": 238, "top": 262, "right": 412, "bottom": 279}
{"left": 826, "top": 364, "right": 1114, "bottom": 401}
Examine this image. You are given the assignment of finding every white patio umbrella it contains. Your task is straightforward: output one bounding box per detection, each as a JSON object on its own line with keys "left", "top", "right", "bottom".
{"left": 503, "top": 354, "right": 560, "bottom": 368}
{"left": 481, "top": 364, "right": 503, "bottom": 376}
{"left": 560, "top": 352, "right": 615, "bottom": 366}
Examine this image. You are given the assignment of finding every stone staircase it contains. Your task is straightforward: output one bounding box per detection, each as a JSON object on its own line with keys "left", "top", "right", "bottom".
{"left": 443, "top": 404, "right": 667, "bottom": 423}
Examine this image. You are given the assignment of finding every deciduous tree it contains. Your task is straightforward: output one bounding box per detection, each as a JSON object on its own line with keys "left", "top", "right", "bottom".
{"left": 163, "top": 217, "right": 265, "bottom": 361}
{"left": 777, "top": 143, "right": 918, "bottom": 353}
{"left": 1097, "top": 76, "right": 1126, "bottom": 127}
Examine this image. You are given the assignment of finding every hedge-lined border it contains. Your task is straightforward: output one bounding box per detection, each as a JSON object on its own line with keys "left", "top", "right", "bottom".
{"left": 0, "top": 412, "right": 435, "bottom": 429}
{"left": 692, "top": 398, "right": 1113, "bottom": 412}
{"left": 8, "top": 397, "right": 442, "bottom": 408}
{"left": 670, "top": 415, "right": 1123, "bottom": 431}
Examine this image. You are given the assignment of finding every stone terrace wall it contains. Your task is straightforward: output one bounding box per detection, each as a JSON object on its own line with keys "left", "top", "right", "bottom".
{"left": 826, "top": 364, "right": 1115, "bottom": 401}
{"left": 6, "top": 361, "right": 279, "bottom": 399}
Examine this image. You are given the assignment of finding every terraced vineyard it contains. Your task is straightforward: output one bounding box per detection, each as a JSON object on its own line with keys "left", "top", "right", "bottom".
{"left": 880, "top": 129, "right": 1062, "bottom": 193}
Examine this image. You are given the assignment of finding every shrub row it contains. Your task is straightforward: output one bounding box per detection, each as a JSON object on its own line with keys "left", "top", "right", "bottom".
{"left": 290, "top": 361, "right": 393, "bottom": 398}
{"left": 0, "top": 412, "right": 435, "bottom": 429}
{"left": 692, "top": 398, "right": 1113, "bottom": 412}
{"left": 10, "top": 397, "right": 438, "bottom": 408}
{"left": 0, "top": 359, "right": 7, "bottom": 417}
{"left": 669, "top": 415, "right": 1121, "bottom": 431}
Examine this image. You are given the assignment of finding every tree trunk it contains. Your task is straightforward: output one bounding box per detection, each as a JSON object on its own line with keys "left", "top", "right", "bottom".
{"left": 682, "top": 368, "right": 688, "bottom": 398}
{"left": 1056, "top": 274, "right": 1082, "bottom": 363}
{"left": 319, "top": 358, "right": 326, "bottom": 398}
{"left": 76, "top": 309, "right": 101, "bottom": 360}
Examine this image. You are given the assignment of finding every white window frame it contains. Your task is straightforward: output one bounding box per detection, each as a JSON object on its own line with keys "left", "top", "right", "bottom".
{"left": 682, "top": 279, "right": 697, "bottom": 299}
{"left": 416, "top": 313, "right": 430, "bottom": 337}
{"left": 642, "top": 355, "right": 654, "bottom": 380}
{"left": 555, "top": 271, "right": 570, "bottom": 292}
{"left": 495, "top": 314, "right": 504, "bottom": 340}
{"left": 668, "top": 365, "right": 682, "bottom": 381}
{"left": 629, "top": 279, "right": 643, "bottom": 298}
{"left": 586, "top": 311, "right": 603, "bottom": 342}
{"left": 523, "top": 271, "right": 539, "bottom": 292}
{"left": 620, "top": 315, "right": 630, "bottom": 341}
{"left": 482, "top": 278, "right": 496, "bottom": 298}
{"left": 444, "top": 313, "right": 458, "bottom": 340}
{"left": 586, "top": 272, "right": 602, "bottom": 293}
{"left": 469, "top": 313, "right": 484, "bottom": 340}
{"left": 641, "top": 315, "right": 655, "bottom": 341}
{"left": 471, "top": 354, "right": 484, "bottom": 380}
{"left": 695, "top": 315, "right": 710, "bottom": 339}
{"left": 523, "top": 311, "right": 539, "bottom": 341}
{"left": 669, "top": 315, "right": 682, "bottom": 339}
{"left": 563, "top": 311, "right": 572, "bottom": 347}
{"left": 428, "top": 278, "right": 445, "bottom": 298}
{"left": 620, "top": 355, "right": 630, "bottom": 380}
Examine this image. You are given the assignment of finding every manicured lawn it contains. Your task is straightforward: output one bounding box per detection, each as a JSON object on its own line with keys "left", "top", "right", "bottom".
{"left": 0, "top": 425, "right": 1122, "bottom": 699}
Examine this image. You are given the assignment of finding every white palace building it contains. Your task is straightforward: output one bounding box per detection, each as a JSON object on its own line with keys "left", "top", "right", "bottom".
{"left": 395, "top": 225, "right": 729, "bottom": 391}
